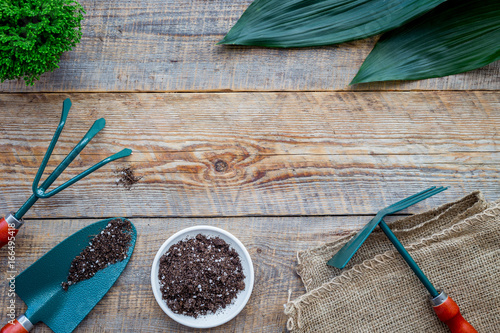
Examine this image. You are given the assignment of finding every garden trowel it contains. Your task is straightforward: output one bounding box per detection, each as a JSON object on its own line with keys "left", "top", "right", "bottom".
{"left": 0, "top": 218, "right": 136, "bottom": 333}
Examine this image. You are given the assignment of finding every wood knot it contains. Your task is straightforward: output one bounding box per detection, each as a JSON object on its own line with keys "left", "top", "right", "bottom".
{"left": 214, "top": 159, "right": 228, "bottom": 173}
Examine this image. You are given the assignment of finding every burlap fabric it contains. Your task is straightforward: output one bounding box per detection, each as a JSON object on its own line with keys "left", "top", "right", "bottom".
{"left": 284, "top": 192, "right": 499, "bottom": 332}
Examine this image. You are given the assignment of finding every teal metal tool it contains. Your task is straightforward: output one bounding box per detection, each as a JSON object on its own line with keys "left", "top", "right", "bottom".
{"left": 378, "top": 218, "right": 438, "bottom": 297}
{"left": 0, "top": 99, "right": 132, "bottom": 248}
{"left": 328, "top": 187, "right": 477, "bottom": 332}
{"left": 0, "top": 218, "right": 136, "bottom": 333}
{"left": 327, "top": 186, "right": 447, "bottom": 276}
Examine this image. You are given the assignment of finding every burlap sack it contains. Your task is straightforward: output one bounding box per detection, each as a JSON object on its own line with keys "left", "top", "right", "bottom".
{"left": 284, "top": 193, "right": 500, "bottom": 332}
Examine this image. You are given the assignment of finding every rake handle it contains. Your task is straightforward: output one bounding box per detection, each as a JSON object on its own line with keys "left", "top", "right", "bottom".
{"left": 0, "top": 319, "right": 29, "bottom": 333}
{"left": 432, "top": 293, "right": 477, "bottom": 333}
{"left": 0, "top": 217, "right": 19, "bottom": 249}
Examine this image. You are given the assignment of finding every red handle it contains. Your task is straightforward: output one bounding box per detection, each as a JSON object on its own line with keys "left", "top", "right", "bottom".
{"left": 0, "top": 319, "right": 28, "bottom": 333}
{"left": 0, "top": 217, "right": 19, "bottom": 249}
{"left": 433, "top": 295, "right": 477, "bottom": 333}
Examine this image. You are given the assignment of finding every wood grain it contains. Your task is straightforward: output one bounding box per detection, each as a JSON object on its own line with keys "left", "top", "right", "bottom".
{"left": 1, "top": 3, "right": 498, "bottom": 333}
{"left": 0, "top": 0, "right": 499, "bottom": 92}
{"left": 0, "top": 215, "right": 374, "bottom": 332}
{"left": 0, "top": 92, "right": 498, "bottom": 218}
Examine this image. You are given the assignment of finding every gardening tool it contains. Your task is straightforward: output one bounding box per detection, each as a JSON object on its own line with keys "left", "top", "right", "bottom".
{"left": 0, "top": 218, "right": 136, "bottom": 333}
{"left": 0, "top": 99, "right": 132, "bottom": 248}
{"left": 327, "top": 187, "right": 477, "bottom": 333}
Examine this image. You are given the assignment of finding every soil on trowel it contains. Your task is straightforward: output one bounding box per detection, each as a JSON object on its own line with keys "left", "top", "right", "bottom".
{"left": 116, "top": 166, "right": 142, "bottom": 190}
{"left": 158, "top": 234, "right": 245, "bottom": 318}
{"left": 62, "top": 218, "right": 132, "bottom": 291}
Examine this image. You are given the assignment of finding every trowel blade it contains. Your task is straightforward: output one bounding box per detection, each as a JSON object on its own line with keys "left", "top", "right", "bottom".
{"left": 15, "top": 218, "right": 136, "bottom": 333}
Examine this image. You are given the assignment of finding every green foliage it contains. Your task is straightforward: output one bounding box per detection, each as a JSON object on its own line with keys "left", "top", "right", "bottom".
{"left": 0, "top": 0, "right": 85, "bottom": 85}
{"left": 219, "top": 0, "right": 446, "bottom": 48}
{"left": 351, "top": 0, "right": 500, "bottom": 84}
{"left": 220, "top": 0, "right": 500, "bottom": 83}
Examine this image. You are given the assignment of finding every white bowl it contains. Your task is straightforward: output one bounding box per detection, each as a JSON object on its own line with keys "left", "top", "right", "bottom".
{"left": 151, "top": 226, "right": 254, "bottom": 329}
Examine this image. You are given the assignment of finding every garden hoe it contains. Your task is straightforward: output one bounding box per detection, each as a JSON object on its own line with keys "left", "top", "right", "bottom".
{"left": 328, "top": 187, "right": 476, "bottom": 333}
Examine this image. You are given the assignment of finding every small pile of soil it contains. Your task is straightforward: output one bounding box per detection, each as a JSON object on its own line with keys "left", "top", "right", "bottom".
{"left": 158, "top": 234, "right": 245, "bottom": 318}
{"left": 62, "top": 219, "right": 132, "bottom": 291}
{"left": 116, "top": 166, "right": 142, "bottom": 190}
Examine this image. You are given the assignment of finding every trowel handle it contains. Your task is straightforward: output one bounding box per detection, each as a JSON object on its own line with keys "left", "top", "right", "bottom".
{"left": 0, "top": 315, "right": 32, "bottom": 333}
{"left": 431, "top": 292, "right": 477, "bottom": 333}
{"left": 0, "top": 216, "right": 20, "bottom": 249}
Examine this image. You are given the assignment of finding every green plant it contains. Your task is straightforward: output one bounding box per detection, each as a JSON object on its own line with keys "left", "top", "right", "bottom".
{"left": 0, "top": 0, "right": 85, "bottom": 85}
{"left": 219, "top": 0, "right": 446, "bottom": 48}
{"left": 351, "top": 0, "right": 500, "bottom": 84}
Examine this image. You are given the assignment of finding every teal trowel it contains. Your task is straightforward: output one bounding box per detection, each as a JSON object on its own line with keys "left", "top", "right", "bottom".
{"left": 1, "top": 218, "right": 136, "bottom": 333}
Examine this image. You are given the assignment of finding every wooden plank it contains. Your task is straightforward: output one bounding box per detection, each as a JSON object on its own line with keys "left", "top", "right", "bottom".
{"left": 0, "top": 92, "right": 498, "bottom": 218}
{"left": 0, "top": 0, "right": 499, "bottom": 92}
{"left": 0, "top": 215, "right": 372, "bottom": 332}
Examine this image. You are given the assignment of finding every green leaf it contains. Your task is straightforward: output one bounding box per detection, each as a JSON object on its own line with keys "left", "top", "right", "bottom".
{"left": 219, "top": 0, "right": 446, "bottom": 47}
{"left": 351, "top": 0, "right": 500, "bottom": 84}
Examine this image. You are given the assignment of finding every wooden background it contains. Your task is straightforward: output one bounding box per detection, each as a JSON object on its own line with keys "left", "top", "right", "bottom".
{"left": 0, "top": 0, "right": 499, "bottom": 332}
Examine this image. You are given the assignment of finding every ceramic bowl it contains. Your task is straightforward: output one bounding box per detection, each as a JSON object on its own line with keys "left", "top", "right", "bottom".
{"left": 151, "top": 226, "right": 254, "bottom": 329}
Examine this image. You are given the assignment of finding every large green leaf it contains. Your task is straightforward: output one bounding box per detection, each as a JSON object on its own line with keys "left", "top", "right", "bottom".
{"left": 351, "top": 0, "right": 500, "bottom": 84}
{"left": 219, "top": 0, "right": 446, "bottom": 47}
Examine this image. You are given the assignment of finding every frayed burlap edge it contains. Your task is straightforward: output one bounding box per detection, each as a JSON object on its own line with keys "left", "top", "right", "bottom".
{"left": 285, "top": 199, "right": 500, "bottom": 331}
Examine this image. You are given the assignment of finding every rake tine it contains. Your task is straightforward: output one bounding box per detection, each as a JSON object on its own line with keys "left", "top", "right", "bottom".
{"left": 386, "top": 186, "right": 436, "bottom": 211}
{"left": 393, "top": 187, "right": 447, "bottom": 212}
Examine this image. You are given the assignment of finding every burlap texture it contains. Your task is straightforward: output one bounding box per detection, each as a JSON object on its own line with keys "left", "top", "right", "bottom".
{"left": 284, "top": 192, "right": 499, "bottom": 332}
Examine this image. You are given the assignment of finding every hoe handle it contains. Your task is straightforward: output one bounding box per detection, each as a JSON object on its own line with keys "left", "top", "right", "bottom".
{"left": 0, "top": 319, "right": 29, "bottom": 333}
{"left": 0, "top": 217, "right": 19, "bottom": 249}
{"left": 432, "top": 294, "right": 477, "bottom": 333}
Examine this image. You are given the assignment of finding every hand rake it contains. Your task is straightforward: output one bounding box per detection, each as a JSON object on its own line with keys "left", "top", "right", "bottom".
{"left": 0, "top": 99, "right": 132, "bottom": 248}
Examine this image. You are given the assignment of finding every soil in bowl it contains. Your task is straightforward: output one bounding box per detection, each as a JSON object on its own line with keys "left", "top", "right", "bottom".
{"left": 62, "top": 218, "right": 133, "bottom": 291}
{"left": 158, "top": 234, "right": 245, "bottom": 318}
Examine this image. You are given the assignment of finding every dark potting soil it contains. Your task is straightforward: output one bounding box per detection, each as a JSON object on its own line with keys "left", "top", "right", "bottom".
{"left": 158, "top": 234, "right": 246, "bottom": 318}
{"left": 62, "top": 218, "right": 132, "bottom": 291}
{"left": 116, "top": 166, "right": 142, "bottom": 190}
